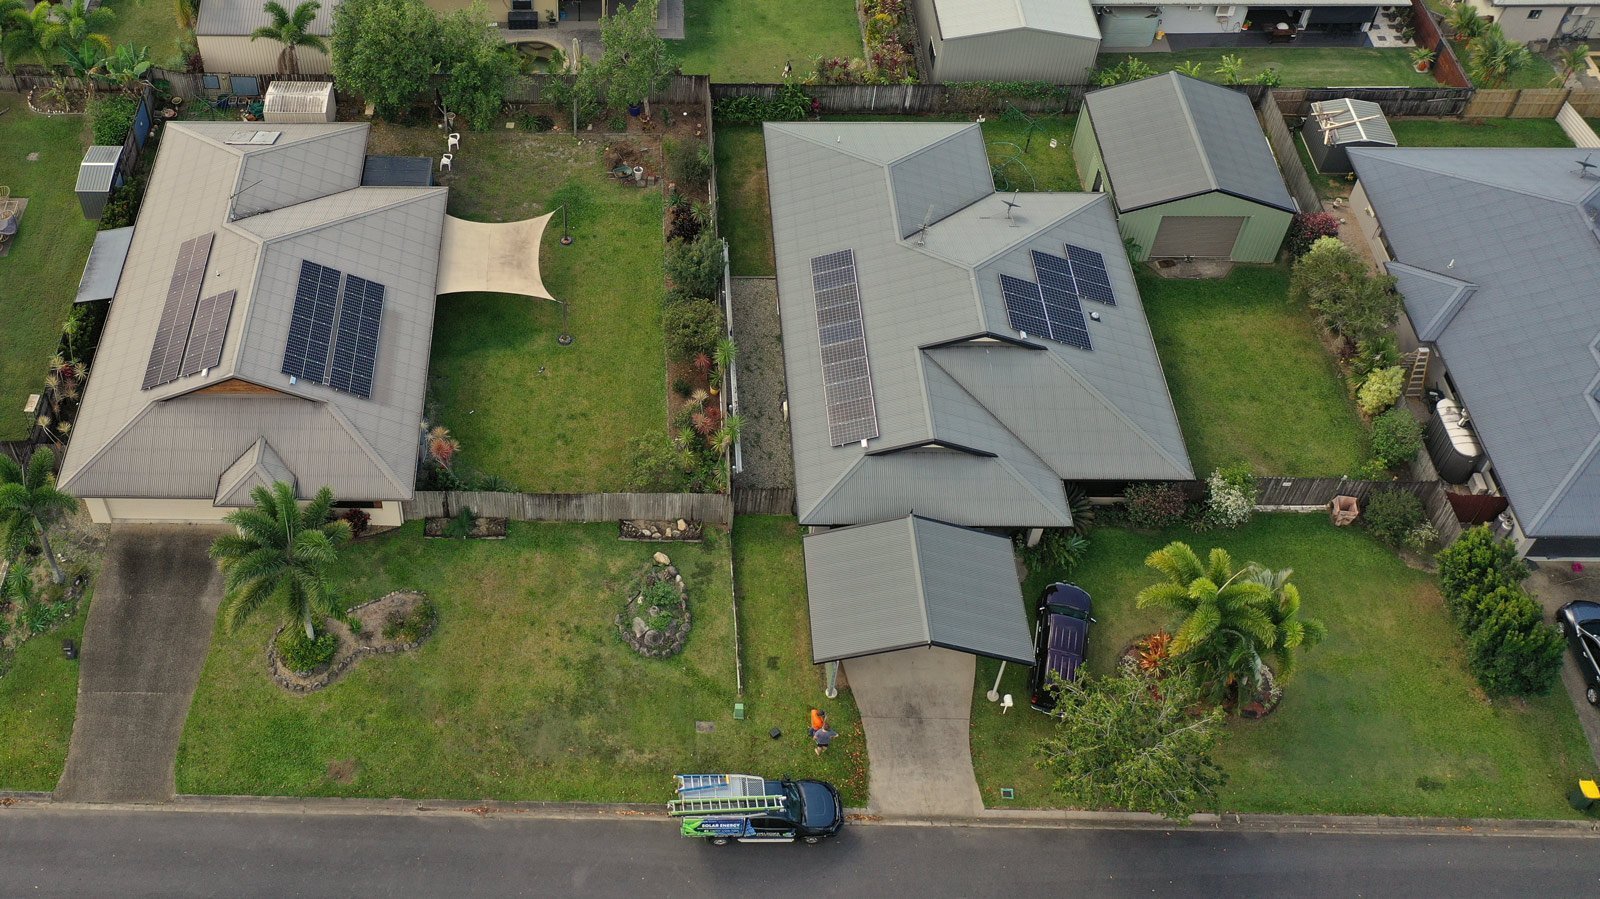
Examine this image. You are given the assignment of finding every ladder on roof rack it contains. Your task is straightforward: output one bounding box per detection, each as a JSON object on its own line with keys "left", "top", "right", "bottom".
{"left": 667, "top": 794, "right": 788, "bottom": 816}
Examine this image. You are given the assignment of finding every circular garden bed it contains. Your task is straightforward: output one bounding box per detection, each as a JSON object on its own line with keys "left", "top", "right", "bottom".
{"left": 268, "top": 591, "right": 437, "bottom": 693}
{"left": 617, "top": 552, "right": 691, "bottom": 659}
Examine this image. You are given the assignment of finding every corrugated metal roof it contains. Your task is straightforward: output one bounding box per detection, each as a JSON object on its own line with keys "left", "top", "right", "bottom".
{"left": 1084, "top": 73, "right": 1295, "bottom": 214}
{"left": 197, "top": 0, "right": 333, "bottom": 36}
{"left": 932, "top": 0, "right": 1099, "bottom": 39}
{"left": 59, "top": 122, "right": 445, "bottom": 503}
{"left": 763, "top": 121, "right": 1192, "bottom": 527}
{"left": 264, "top": 80, "right": 333, "bottom": 114}
{"left": 76, "top": 145, "right": 122, "bottom": 194}
{"left": 1351, "top": 147, "right": 1600, "bottom": 537}
{"left": 1309, "top": 98, "right": 1396, "bottom": 148}
{"left": 215, "top": 436, "right": 297, "bottom": 505}
{"left": 804, "top": 515, "right": 1034, "bottom": 664}
{"left": 75, "top": 226, "right": 135, "bottom": 304}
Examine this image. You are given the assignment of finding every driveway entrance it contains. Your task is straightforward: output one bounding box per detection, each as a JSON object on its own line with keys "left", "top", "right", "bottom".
{"left": 843, "top": 648, "right": 983, "bottom": 818}
{"left": 55, "top": 526, "right": 225, "bottom": 803}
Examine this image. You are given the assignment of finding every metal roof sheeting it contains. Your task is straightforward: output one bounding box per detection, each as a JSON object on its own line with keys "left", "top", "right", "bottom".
{"left": 932, "top": 0, "right": 1100, "bottom": 39}
{"left": 197, "top": 0, "right": 333, "bottom": 35}
{"left": 804, "top": 515, "right": 1035, "bottom": 664}
{"left": 263, "top": 81, "right": 335, "bottom": 123}
{"left": 1309, "top": 98, "right": 1396, "bottom": 148}
{"left": 75, "top": 226, "right": 135, "bottom": 304}
{"left": 76, "top": 145, "right": 123, "bottom": 194}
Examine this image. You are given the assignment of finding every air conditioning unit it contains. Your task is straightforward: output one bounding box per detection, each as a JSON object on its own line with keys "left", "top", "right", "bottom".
{"left": 1215, "top": 5, "right": 1236, "bottom": 16}
{"left": 1468, "top": 472, "right": 1493, "bottom": 495}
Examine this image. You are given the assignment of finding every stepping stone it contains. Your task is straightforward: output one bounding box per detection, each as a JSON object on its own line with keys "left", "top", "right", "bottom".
{"left": 695, "top": 720, "right": 715, "bottom": 733}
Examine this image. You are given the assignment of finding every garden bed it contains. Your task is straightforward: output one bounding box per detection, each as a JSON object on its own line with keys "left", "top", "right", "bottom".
{"left": 619, "top": 518, "right": 705, "bottom": 541}
{"left": 423, "top": 515, "right": 509, "bottom": 539}
{"left": 267, "top": 592, "right": 437, "bottom": 694}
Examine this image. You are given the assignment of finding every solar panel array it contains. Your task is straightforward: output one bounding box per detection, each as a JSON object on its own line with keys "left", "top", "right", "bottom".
{"left": 1030, "top": 252, "right": 1093, "bottom": 350}
{"left": 281, "top": 260, "right": 386, "bottom": 400}
{"left": 1064, "top": 244, "right": 1116, "bottom": 305}
{"left": 142, "top": 232, "right": 217, "bottom": 389}
{"left": 998, "top": 244, "right": 1123, "bottom": 350}
{"left": 811, "top": 250, "right": 879, "bottom": 447}
{"left": 180, "top": 290, "right": 237, "bottom": 377}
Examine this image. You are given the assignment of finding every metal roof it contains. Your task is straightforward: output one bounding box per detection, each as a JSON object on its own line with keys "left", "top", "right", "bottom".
{"left": 59, "top": 122, "right": 446, "bottom": 503}
{"left": 75, "top": 226, "right": 135, "bottom": 304}
{"left": 197, "top": 0, "right": 333, "bottom": 35}
{"left": 931, "top": 0, "right": 1100, "bottom": 40}
{"left": 76, "top": 145, "right": 122, "bottom": 194}
{"left": 1351, "top": 147, "right": 1600, "bottom": 538}
{"left": 804, "top": 515, "right": 1035, "bottom": 664}
{"left": 1083, "top": 73, "right": 1296, "bottom": 214}
{"left": 764, "top": 121, "right": 1192, "bottom": 528}
{"left": 215, "top": 436, "right": 297, "bottom": 506}
{"left": 1309, "top": 98, "right": 1396, "bottom": 148}
{"left": 263, "top": 80, "right": 333, "bottom": 114}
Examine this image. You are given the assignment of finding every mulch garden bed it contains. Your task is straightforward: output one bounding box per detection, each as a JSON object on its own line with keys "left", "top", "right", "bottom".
{"left": 619, "top": 518, "right": 704, "bottom": 541}
{"left": 423, "top": 516, "right": 508, "bottom": 539}
{"left": 267, "top": 591, "right": 436, "bottom": 694}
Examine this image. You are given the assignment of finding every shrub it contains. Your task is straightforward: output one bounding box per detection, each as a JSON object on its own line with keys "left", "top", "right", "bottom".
{"left": 667, "top": 139, "right": 712, "bottom": 186}
{"left": 91, "top": 95, "right": 139, "bottom": 146}
{"left": 1290, "top": 237, "right": 1400, "bottom": 346}
{"left": 1123, "top": 482, "right": 1188, "bottom": 530}
{"left": 98, "top": 171, "right": 149, "bottom": 230}
{"left": 382, "top": 598, "right": 437, "bottom": 643}
{"left": 712, "top": 83, "right": 812, "bottom": 124}
{"left": 1403, "top": 521, "right": 1439, "bottom": 554}
{"left": 1356, "top": 366, "right": 1404, "bottom": 415}
{"left": 1351, "top": 335, "right": 1400, "bottom": 378}
{"left": 1198, "top": 463, "right": 1256, "bottom": 530}
{"left": 1018, "top": 529, "right": 1091, "bottom": 575}
{"left": 277, "top": 625, "right": 338, "bottom": 673}
{"left": 519, "top": 111, "right": 554, "bottom": 132}
{"left": 1286, "top": 212, "right": 1341, "bottom": 258}
{"left": 666, "top": 231, "right": 723, "bottom": 298}
{"left": 662, "top": 298, "right": 725, "bottom": 363}
{"left": 1364, "top": 489, "right": 1424, "bottom": 547}
{"left": 624, "top": 431, "right": 697, "bottom": 492}
{"left": 1370, "top": 408, "right": 1423, "bottom": 469}
{"left": 1467, "top": 590, "right": 1563, "bottom": 696}
{"left": 340, "top": 508, "right": 371, "bottom": 538}
{"left": 667, "top": 200, "right": 705, "bottom": 244}
{"left": 1437, "top": 525, "right": 1525, "bottom": 601}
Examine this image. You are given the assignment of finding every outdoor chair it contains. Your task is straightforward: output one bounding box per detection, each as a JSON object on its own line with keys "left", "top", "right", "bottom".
{"left": 440, "top": 153, "right": 453, "bottom": 173}
{"left": 448, "top": 132, "right": 461, "bottom": 152}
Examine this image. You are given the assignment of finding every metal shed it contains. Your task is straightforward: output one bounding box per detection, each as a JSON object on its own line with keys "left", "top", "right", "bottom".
{"left": 75, "top": 145, "right": 125, "bottom": 220}
{"left": 1302, "top": 98, "right": 1395, "bottom": 174}
{"left": 911, "top": 0, "right": 1100, "bottom": 84}
{"left": 74, "top": 226, "right": 135, "bottom": 304}
{"left": 263, "top": 81, "right": 336, "bottom": 124}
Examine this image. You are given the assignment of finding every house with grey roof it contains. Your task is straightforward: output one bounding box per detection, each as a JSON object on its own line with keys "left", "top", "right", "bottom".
{"left": 1348, "top": 148, "right": 1600, "bottom": 559}
{"left": 765, "top": 120, "right": 1192, "bottom": 664}
{"left": 60, "top": 122, "right": 446, "bottom": 526}
{"left": 911, "top": 0, "right": 1101, "bottom": 84}
{"left": 196, "top": 0, "right": 333, "bottom": 84}
{"left": 1074, "top": 73, "right": 1296, "bottom": 262}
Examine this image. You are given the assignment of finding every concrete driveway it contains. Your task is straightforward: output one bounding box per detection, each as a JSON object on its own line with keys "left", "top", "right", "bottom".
{"left": 1527, "top": 565, "right": 1600, "bottom": 772}
{"left": 843, "top": 648, "right": 983, "bottom": 818}
{"left": 55, "top": 526, "right": 225, "bottom": 803}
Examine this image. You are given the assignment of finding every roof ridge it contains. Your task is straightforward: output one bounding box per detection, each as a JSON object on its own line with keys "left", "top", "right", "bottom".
{"left": 1170, "top": 74, "right": 1221, "bottom": 194}
{"left": 912, "top": 195, "right": 1095, "bottom": 270}
{"left": 1037, "top": 349, "right": 1192, "bottom": 478}
{"left": 921, "top": 350, "right": 1039, "bottom": 463}
{"left": 905, "top": 515, "right": 934, "bottom": 645}
{"left": 323, "top": 403, "right": 411, "bottom": 496}
{"left": 241, "top": 186, "right": 447, "bottom": 241}
{"left": 1526, "top": 429, "right": 1600, "bottom": 535}
{"left": 1353, "top": 149, "right": 1589, "bottom": 206}
{"left": 989, "top": 455, "right": 1074, "bottom": 526}
{"left": 798, "top": 453, "right": 870, "bottom": 524}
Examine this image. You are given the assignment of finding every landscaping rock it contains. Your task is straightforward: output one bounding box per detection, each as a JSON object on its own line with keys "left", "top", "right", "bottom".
{"left": 653, "top": 551, "right": 671, "bottom": 565}
{"left": 632, "top": 616, "right": 647, "bottom": 638}
{"left": 617, "top": 559, "right": 692, "bottom": 660}
{"left": 618, "top": 518, "right": 705, "bottom": 542}
{"left": 677, "top": 519, "right": 687, "bottom": 531}
{"left": 267, "top": 591, "right": 436, "bottom": 694}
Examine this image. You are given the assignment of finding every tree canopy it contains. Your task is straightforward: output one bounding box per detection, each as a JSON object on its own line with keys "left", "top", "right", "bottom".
{"left": 1289, "top": 236, "right": 1399, "bottom": 347}
{"left": 595, "top": 0, "right": 676, "bottom": 116}
{"left": 251, "top": 0, "right": 327, "bottom": 77}
{"left": 209, "top": 482, "right": 351, "bottom": 641}
{"left": 331, "top": 0, "right": 438, "bottom": 119}
{"left": 0, "top": 448, "right": 79, "bottom": 585}
{"left": 436, "top": 2, "right": 518, "bottom": 130}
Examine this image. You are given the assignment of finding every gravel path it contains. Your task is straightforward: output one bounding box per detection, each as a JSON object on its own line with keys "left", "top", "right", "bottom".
{"left": 730, "top": 277, "right": 794, "bottom": 490}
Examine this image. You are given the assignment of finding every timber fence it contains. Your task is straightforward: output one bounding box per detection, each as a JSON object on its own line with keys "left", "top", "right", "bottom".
{"left": 403, "top": 491, "right": 732, "bottom": 524}
{"left": 1257, "top": 91, "right": 1322, "bottom": 214}
{"left": 1252, "top": 477, "right": 1462, "bottom": 544}
{"left": 1409, "top": 0, "right": 1472, "bottom": 89}
{"left": 733, "top": 487, "right": 796, "bottom": 516}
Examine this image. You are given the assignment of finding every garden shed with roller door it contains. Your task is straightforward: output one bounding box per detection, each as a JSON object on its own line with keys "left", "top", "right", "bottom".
{"left": 1074, "top": 73, "right": 1296, "bottom": 263}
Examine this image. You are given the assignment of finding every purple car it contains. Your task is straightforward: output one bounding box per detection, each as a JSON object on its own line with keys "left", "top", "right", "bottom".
{"left": 1029, "top": 582, "right": 1093, "bottom": 712}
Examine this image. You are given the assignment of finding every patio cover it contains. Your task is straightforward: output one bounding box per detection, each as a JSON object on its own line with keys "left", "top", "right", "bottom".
{"left": 434, "top": 212, "right": 554, "bottom": 300}
{"left": 74, "top": 226, "right": 135, "bottom": 304}
{"left": 803, "top": 515, "right": 1034, "bottom": 665}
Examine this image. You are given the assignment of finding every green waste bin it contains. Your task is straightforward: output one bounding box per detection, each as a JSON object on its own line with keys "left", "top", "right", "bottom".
{"left": 1568, "top": 779, "right": 1599, "bottom": 812}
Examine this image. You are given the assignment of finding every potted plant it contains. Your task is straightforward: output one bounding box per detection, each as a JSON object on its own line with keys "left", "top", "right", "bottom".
{"left": 1410, "top": 46, "right": 1437, "bottom": 73}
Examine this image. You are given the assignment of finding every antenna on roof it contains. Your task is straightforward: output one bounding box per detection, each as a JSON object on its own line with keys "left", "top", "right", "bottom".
{"left": 916, "top": 203, "right": 933, "bottom": 247}
{"left": 226, "top": 179, "right": 263, "bottom": 221}
{"left": 1578, "top": 154, "right": 1599, "bottom": 180}
{"left": 979, "top": 192, "right": 1022, "bottom": 227}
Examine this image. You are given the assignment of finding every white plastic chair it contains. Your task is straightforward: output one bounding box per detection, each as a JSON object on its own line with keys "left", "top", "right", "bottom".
{"left": 440, "top": 153, "right": 453, "bottom": 173}
{"left": 447, "top": 132, "right": 461, "bottom": 151}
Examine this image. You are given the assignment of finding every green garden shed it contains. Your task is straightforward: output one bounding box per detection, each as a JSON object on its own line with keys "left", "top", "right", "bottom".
{"left": 1074, "top": 73, "right": 1296, "bottom": 263}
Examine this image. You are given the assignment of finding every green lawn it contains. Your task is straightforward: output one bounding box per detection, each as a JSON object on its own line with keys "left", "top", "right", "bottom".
{"left": 715, "top": 114, "right": 1079, "bottom": 277}
{"left": 1449, "top": 40, "right": 1561, "bottom": 89}
{"left": 1140, "top": 265, "right": 1368, "bottom": 477}
{"left": 0, "top": 591, "right": 91, "bottom": 791}
{"left": 1104, "top": 48, "right": 1436, "bottom": 87}
{"left": 677, "top": 0, "right": 862, "bottom": 83}
{"left": 970, "top": 515, "right": 1594, "bottom": 818}
{"left": 1389, "top": 117, "right": 1574, "bottom": 147}
{"left": 177, "top": 520, "right": 866, "bottom": 804}
{"left": 366, "top": 125, "right": 665, "bottom": 492}
{"left": 0, "top": 95, "right": 96, "bottom": 442}
{"left": 98, "top": 0, "right": 184, "bottom": 68}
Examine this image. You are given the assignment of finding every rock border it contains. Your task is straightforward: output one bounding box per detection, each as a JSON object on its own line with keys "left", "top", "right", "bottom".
{"left": 616, "top": 553, "right": 691, "bottom": 659}
{"left": 619, "top": 518, "right": 704, "bottom": 542}
{"left": 267, "top": 591, "right": 436, "bottom": 694}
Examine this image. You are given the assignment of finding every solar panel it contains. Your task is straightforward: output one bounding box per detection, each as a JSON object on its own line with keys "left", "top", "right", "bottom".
{"left": 282, "top": 261, "right": 343, "bottom": 383}
{"left": 142, "top": 233, "right": 215, "bottom": 389}
{"left": 327, "top": 275, "right": 385, "bottom": 399}
{"left": 180, "top": 290, "right": 237, "bottom": 376}
{"left": 1031, "top": 252, "right": 1092, "bottom": 351}
{"left": 1064, "top": 244, "right": 1116, "bottom": 305}
{"left": 810, "top": 250, "right": 879, "bottom": 446}
{"left": 1000, "top": 274, "right": 1049, "bottom": 338}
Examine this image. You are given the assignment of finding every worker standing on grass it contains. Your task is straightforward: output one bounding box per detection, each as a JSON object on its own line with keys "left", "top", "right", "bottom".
{"left": 809, "top": 710, "right": 837, "bottom": 755}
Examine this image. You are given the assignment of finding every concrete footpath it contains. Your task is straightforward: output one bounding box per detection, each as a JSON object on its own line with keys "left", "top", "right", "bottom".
{"left": 54, "top": 526, "right": 225, "bottom": 803}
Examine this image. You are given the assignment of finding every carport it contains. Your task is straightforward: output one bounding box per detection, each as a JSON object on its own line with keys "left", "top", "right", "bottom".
{"left": 434, "top": 212, "right": 557, "bottom": 299}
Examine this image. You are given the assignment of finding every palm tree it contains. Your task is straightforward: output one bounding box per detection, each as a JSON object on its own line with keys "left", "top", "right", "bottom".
{"left": 250, "top": 0, "right": 325, "bottom": 77}
{"left": 0, "top": 448, "right": 79, "bottom": 586}
{"left": 0, "top": 0, "right": 25, "bottom": 71}
{"left": 2, "top": 2, "right": 56, "bottom": 69}
{"left": 1445, "top": 3, "right": 1485, "bottom": 49}
{"left": 1468, "top": 25, "right": 1533, "bottom": 88}
{"left": 57, "top": 35, "right": 106, "bottom": 99}
{"left": 1135, "top": 542, "right": 1325, "bottom": 709}
{"left": 210, "top": 481, "right": 350, "bottom": 642}
{"left": 1555, "top": 43, "right": 1591, "bottom": 87}
{"left": 43, "top": 0, "right": 114, "bottom": 52}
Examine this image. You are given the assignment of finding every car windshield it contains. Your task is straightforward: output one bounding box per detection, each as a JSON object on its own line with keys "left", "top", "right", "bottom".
{"left": 787, "top": 781, "right": 837, "bottom": 829}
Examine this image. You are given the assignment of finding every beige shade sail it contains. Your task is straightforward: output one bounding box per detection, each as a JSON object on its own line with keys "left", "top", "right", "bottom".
{"left": 435, "top": 212, "right": 555, "bottom": 300}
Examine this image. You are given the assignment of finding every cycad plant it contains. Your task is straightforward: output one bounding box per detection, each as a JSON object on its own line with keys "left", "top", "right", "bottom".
{"left": 209, "top": 482, "right": 351, "bottom": 641}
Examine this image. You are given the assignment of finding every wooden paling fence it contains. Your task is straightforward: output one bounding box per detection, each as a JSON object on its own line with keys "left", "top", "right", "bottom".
{"left": 1253, "top": 477, "right": 1462, "bottom": 545}
{"left": 733, "top": 487, "right": 796, "bottom": 516}
{"left": 404, "top": 491, "right": 732, "bottom": 524}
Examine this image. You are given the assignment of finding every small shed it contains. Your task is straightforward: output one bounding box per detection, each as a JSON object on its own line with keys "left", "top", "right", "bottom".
{"left": 74, "top": 226, "right": 136, "bottom": 304}
{"left": 912, "top": 0, "right": 1100, "bottom": 84}
{"left": 75, "top": 145, "right": 125, "bottom": 220}
{"left": 263, "top": 81, "right": 336, "bottom": 124}
{"left": 1302, "top": 98, "right": 1396, "bottom": 174}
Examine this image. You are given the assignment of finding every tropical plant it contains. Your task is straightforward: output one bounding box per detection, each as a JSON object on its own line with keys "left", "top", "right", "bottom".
{"left": 100, "top": 43, "right": 152, "bottom": 88}
{"left": 209, "top": 481, "right": 351, "bottom": 641}
{"left": 251, "top": 0, "right": 326, "bottom": 77}
{"left": 1065, "top": 485, "right": 1095, "bottom": 534}
{"left": 1556, "top": 42, "right": 1591, "bottom": 86}
{"left": 43, "top": 0, "right": 113, "bottom": 52}
{"left": 1356, "top": 366, "right": 1405, "bottom": 416}
{"left": 0, "top": 448, "right": 78, "bottom": 585}
{"left": 596, "top": 0, "right": 675, "bottom": 118}
{"left": 666, "top": 230, "right": 723, "bottom": 299}
{"left": 1445, "top": 3, "right": 1486, "bottom": 47}
{"left": 1090, "top": 55, "right": 1156, "bottom": 87}
{"left": 1290, "top": 236, "right": 1400, "bottom": 347}
{"left": 58, "top": 36, "right": 107, "bottom": 98}
{"left": 0, "top": 0, "right": 27, "bottom": 71}
{"left": 1036, "top": 665, "right": 1226, "bottom": 823}
{"left": 711, "top": 414, "right": 742, "bottom": 456}
{"left": 1409, "top": 46, "right": 1437, "bottom": 70}
{"left": 713, "top": 336, "right": 736, "bottom": 380}
{"left": 1213, "top": 54, "right": 1245, "bottom": 85}
{"left": 330, "top": 0, "right": 439, "bottom": 119}
{"left": 1175, "top": 60, "right": 1205, "bottom": 78}
{"left": 1131, "top": 630, "right": 1174, "bottom": 674}
{"left": 436, "top": 1, "right": 518, "bottom": 130}
{"left": 1019, "top": 528, "right": 1091, "bottom": 575}
{"left": 427, "top": 425, "right": 460, "bottom": 468}
{"left": 1467, "top": 25, "right": 1533, "bottom": 89}
{"left": 2, "top": 3, "right": 56, "bottom": 70}
{"left": 1251, "top": 66, "right": 1281, "bottom": 87}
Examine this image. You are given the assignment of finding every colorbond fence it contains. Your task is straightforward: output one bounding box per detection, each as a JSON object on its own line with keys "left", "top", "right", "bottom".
{"left": 1257, "top": 91, "right": 1322, "bottom": 214}
{"left": 403, "top": 491, "right": 732, "bottom": 524}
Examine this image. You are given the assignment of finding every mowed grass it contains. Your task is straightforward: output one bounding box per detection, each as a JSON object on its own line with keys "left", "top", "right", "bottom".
{"left": 1103, "top": 48, "right": 1436, "bottom": 87}
{"left": 677, "top": 0, "right": 862, "bottom": 83}
{"left": 0, "top": 95, "right": 96, "bottom": 441}
{"left": 1388, "top": 117, "right": 1574, "bottom": 147}
{"left": 1140, "top": 265, "right": 1368, "bottom": 477}
{"left": 970, "top": 516, "right": 1594, "bottom": 818}
{"left": 98, "top": 0, "right": 183, "bottom": 67}
{"left": 178, "top": 521, "right": 866, "bottom": 803}
{"left": 0, "top": 592, "right": 91, "bottom": 791}
{"left": 367, "top": 125, "right": 665, "bottom": 491}
{"left": 715, "top": 114, "right": 1079, "bottom": 277}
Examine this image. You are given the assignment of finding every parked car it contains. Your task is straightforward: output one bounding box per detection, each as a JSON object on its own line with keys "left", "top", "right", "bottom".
{"left": 670, "top": 774, "right": 844, "bottom": 845}
{"left": 1557, "top": 600, "right": 1600, "bottom": 705}
{"left": 1028, "top": 582, "right": 1094, "bottom": 712}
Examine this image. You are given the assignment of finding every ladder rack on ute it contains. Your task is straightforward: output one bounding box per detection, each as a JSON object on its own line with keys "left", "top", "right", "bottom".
{"left": 668, "top": 774, "right": 786, "bottom": 816}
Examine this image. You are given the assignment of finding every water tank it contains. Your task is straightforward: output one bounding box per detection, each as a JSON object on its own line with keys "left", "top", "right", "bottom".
{"left": 1426, "top": 397, "right": 1482, "bottom": 484}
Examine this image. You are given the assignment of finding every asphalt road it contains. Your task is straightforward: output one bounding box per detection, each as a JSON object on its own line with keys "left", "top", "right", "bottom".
{"left": 3, "top": 808, "right": 1599, "bottom": 898}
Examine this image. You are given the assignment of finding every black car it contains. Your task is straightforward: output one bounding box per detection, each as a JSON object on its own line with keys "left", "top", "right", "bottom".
{"left": 677, "top": 777, "right": 844, "bottom": 845}
{"left": 1557, "top": 600, "right": 1600, "bottom": 706}
{"left": 1028, "top": 582, "right": 1094, "bottom": 712}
